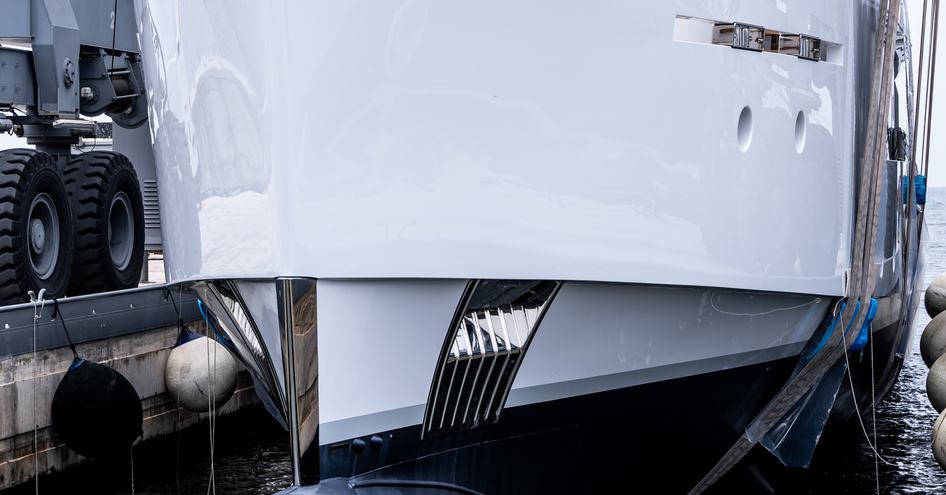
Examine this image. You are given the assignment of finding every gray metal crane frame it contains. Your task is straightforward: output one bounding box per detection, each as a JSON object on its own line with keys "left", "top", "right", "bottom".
{"left": 0, "top": 0, "right": 146, "bottom": 165}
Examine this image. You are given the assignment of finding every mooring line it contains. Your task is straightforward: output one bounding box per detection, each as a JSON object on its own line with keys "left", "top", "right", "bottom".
{"left": 870, "top": 325, "right": 880, "bottom": 494}
{"left": 687, "top": 0, "right": 901, "bottom": 491}
{"left": 130, "top": 443, "right": 135, "bottom": 495}
{"left": 176, "top": 396, "right": 182, "bottom": 495}
{"left": 28, "top": 290, "right": 46, "bottom": 495}
{"left": 51, "top": 299, "right": 78, "bottom": 361}
{"left": 839, "top": 307, "right": 891, "bottom": 465}
{"left": 206, "top": 319, "right": 217, "bottom": 495}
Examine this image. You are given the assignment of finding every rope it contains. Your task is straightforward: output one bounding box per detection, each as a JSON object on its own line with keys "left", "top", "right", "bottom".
{"left": 835, "top": 1, "right": 904, "bottom": 491}
{"left": 130, "top": 444, "right": 135, "bottom": 495}
{"left": 903, "top": 0, "right": 939, "bottom": 333}
{"left": 836, "top": 302, "right": 892, "bottom": 469}
{"left": 177, "top": 286, "right": 183, "bottom": 323}
{"left": 912, "top": 0, "right": 940, "bottom": 188}
{"left": 193, "top": 290, "right": 224, "bottom": 495}
{"left": 869, "top": 320, "right": 880, "bottom": 493}
{"left": 687, "top": 0, "right": 901, "bottom": 491}
{"left": 898, "top": 12, "right": 913, "bottom": 142}
{"left": 839, "top": 1, "right": 905, "bottom": 487}
{"left": 205, "top": 320, "right": 217, "bottom": 495}
{"left": 51, "top": 299, "right": 79, "bottom": 361}
{"left": 28, "top": 290, "right": 46, "bottom": 495}
{"left": 165, "top": 286, "right": 185, "bottom": 334}
{"left": 922, "top": 0, "right": 940, "bottom": 181}
{"left": 176, "top": 396, "right": 182, "bottom": 495}
{"left": 841, "top": 0, "right": 941, "bottom": 491}
{"left": 166, "top": 286, "right": 219, "bottom": 493}
{"left": 900, "top": 0, "right": 921, "bottom": 337}
{"left": 912, "top": 0, "right": 931, "bottom": 169}
{"left": 164, "top": 285, "right": 186, "bottom": 494}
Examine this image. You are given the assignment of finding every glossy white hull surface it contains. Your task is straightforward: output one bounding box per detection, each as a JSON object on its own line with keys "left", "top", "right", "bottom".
{"left": 130, "top": 2, "right": 928, "bottom": 489}
{"left": 316, "top": 279, "right": 829, "bottom": 445}
{"left": 135, "top": 1, "right": 855, "bottom": 296}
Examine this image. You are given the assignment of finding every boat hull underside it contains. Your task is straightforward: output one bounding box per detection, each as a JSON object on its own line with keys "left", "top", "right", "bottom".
{"left": 314, "top": 280, "right": 830, "bottom": 446}
{"left": 206, "top": 278, "right": 928, "bottom": 493}
{"left": 313, "top": 317, "right": 913, "bottom": 494}
{"left": 325, "top": 353, "right": 799, "bottom": 493}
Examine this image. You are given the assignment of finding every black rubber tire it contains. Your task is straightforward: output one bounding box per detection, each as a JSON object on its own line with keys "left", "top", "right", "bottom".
{"left": 63, "top": 151, "right": 145, "bottom": 294}
{"left": 0, "top": 149, "right": 74, "bottom": 304}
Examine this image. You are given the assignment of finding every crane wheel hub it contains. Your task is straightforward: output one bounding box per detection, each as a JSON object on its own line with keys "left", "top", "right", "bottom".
{"left": 27, "top": 193, "right": 60, "bottom": 281}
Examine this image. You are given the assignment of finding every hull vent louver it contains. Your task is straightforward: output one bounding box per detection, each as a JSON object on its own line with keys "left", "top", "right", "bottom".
{"left": 142, "top": 179, "right": 161, "bottom": 228}
{"left": 423, "top": 280, "right": 560, "bottom": 438}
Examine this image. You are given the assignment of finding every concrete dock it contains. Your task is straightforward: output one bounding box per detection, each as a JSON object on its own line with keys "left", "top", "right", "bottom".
{"left": 0, "top": 279, "right": 258, "bottom": 491}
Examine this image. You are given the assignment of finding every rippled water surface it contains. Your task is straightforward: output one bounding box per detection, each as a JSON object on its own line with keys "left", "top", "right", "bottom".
{"left": 11, "top": 193, "right": 946, "bottom": 494}
{"left": 808, "top": 188, "right": 946, "bottom": 494}
{"left": 790, "top": 188, "right": 946, "bottom": 494}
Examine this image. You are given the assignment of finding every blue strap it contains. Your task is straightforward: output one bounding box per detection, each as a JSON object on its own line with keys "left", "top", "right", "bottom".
{"left": 806, "top": 301, "right": 847, "bottom": 360}
{"left": 197, "top": 299, "right": 218, "bottom": 337}
{"left": 916, "top": 175, "right": 927, "bottom": 206}
{"left": 196, "top": 298, "right": 237, "bottom": 351}
{"left": 848, "top": 298, "right": 878, "bottom": 353}
{"left": 805, "top": 298, "right": 878, "bottom": 359}
{"left": 902, "top": 174, "right": 927, "bottom": 206}
{"left": 197, "top": 298, "right": 209, "bottom": 322}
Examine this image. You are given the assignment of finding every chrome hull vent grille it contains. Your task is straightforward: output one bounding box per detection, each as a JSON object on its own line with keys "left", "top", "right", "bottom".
{"left": 424, "top": 280, "right": 560, "bottom": 437}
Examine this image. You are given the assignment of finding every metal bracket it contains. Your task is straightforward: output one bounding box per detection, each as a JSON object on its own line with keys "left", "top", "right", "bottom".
{"left": 797, "top": 34, "right": 823, "bottom": 61}
{"left": 705, "top": 20, "right": 824, "bottom": 62}
{"left": 778, "top": 33, "right": 823, "bottom": 61}
{"left": 713, "top": 22, "right": 765, "bottom": 51}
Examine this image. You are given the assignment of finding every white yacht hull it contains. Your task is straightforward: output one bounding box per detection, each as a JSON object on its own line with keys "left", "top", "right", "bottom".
{"left": 135, "top": 0, "right": 855, "bottom": 295}
{"left": 131, "top": 0, "right": 923, "bottom": 491}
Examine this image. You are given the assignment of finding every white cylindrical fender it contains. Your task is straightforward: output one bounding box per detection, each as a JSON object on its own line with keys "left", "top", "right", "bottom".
{"left": 922, "top": 313, "right": 946, "bottom": 368}
{"left": 928, "top": 354, "right": 946, "bottom": 413}
{"left": 926, "top": 273, "right": 946, "bottom": 318}
{"left": 165, "top": 336, "right": 238, "bottom": 412}
{"left": 933, "top": 409, "right": 946, "bottom": 470}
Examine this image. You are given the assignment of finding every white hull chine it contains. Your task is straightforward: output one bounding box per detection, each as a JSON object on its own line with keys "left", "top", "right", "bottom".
{"left": 506, "top": 339, "right": 807, "bottom": 409}
{"left": 319, "top": 339, "right": 809, "bottom": 447}
{"left": 207, "top": 278, "right": 829, "bottom": 445}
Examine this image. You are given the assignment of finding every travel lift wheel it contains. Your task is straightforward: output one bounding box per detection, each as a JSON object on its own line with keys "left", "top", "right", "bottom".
{"left": 0, "top": 149, "right": 74, "bottom": 305}
{"left": 63, "top": 151, "right": 145, "bottom": 295}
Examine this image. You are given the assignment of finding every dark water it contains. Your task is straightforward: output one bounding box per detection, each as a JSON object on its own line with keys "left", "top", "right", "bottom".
{"left": 828, "top": 187, "right": 946, "bottom": 494}
{"left": 7, "top": 407, "right": 293, "bottom": 494}
{"left": 789, "top": 187, "right": 946, "bottom": 494}
{"left": 12, "top": 193, "right": 946, "bottom": 494}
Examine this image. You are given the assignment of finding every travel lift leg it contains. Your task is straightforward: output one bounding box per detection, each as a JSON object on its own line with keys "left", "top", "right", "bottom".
{"left": 0, "top": 0, "right": 147, "bottom": 303}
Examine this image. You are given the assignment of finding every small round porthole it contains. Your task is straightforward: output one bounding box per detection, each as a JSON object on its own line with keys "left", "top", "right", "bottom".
{"left": 794, "top": 110, "right": 807, "bottom": 153}
{"left": 737, "top": 106, "right": 753, "bottom": 152}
